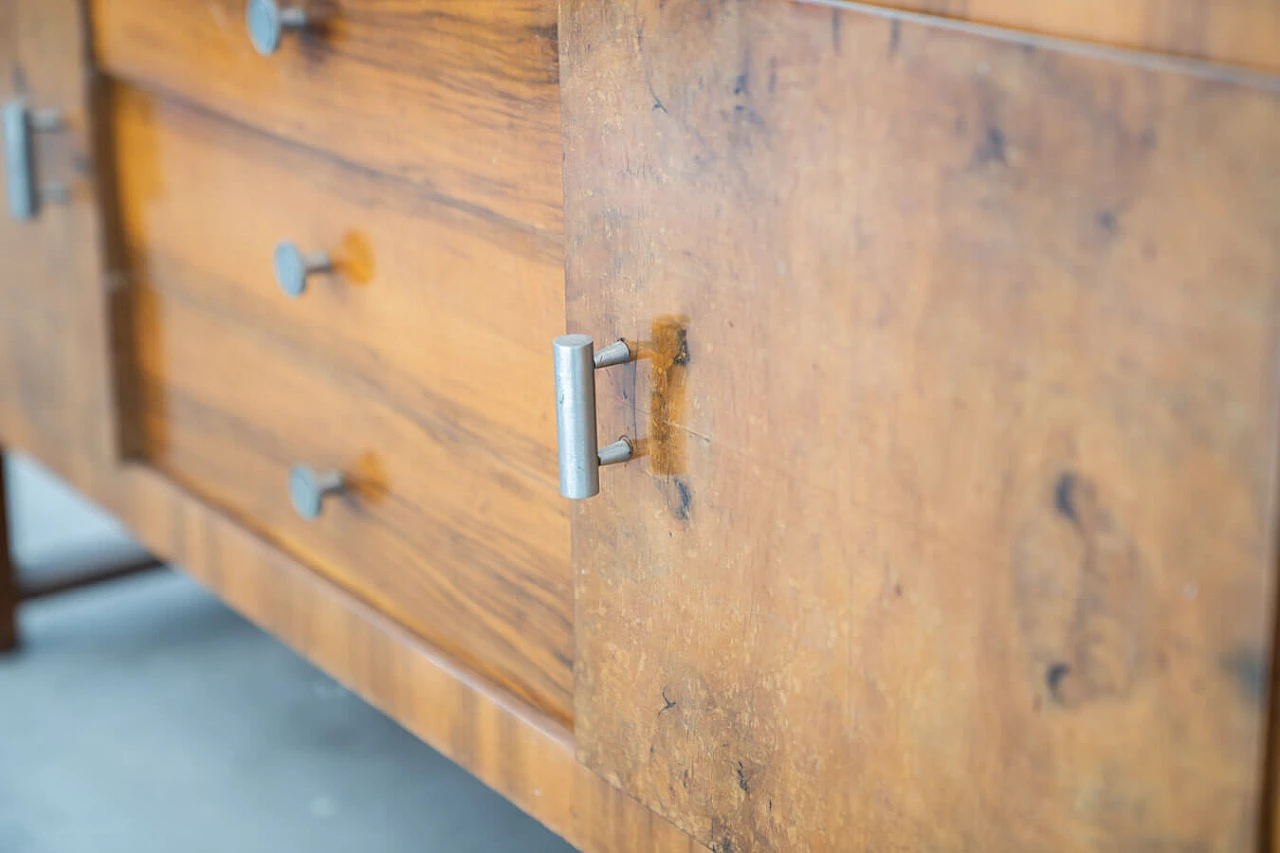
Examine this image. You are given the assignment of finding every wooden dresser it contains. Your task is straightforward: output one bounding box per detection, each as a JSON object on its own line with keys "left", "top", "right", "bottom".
{"left": 2, "top": 0, "right": 1279, "bottom": 850}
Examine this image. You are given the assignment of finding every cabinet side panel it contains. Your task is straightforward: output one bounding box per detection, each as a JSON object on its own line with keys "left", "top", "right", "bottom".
{"left": 0, "top": 0, "right": 118, "bottom": 487}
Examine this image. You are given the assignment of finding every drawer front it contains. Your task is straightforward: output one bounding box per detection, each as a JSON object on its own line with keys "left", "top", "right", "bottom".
{"left": 111, "top": 83, "right": 572, "bottom": 721}
{"left": 92, "top": 0, "right": 563, "bottom": 232}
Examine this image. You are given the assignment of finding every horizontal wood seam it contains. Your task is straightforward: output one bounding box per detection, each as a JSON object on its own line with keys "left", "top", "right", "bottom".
{"left": 801, "top": 0, "right": 1280, "bottom": 89}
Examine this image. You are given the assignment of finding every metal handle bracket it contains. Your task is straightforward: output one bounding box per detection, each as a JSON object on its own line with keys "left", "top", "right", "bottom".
{"left": 554, "top": 335, "right": 637, "bottom": 500}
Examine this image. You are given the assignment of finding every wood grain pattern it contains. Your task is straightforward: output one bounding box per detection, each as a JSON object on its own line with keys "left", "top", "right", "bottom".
{"left": 0, "top": 0, "right": 119, "bottom": 488}
{"left": 90, "top": 0, "right": 563, "bottom": 232}
{"left": 806, "top": 0, "right": 1280, "bottom": 70}
{"left": 563, "top": 2, "right": 1280, "bottom": 850}
{"left": 6, "top": 443, "right": 694, "bottom": 852}
{"left": 109, "top": 83, "right": 573, "bottom": 723}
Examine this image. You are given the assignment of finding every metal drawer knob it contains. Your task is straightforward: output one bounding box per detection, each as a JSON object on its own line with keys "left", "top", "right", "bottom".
{"left": 273, "top": 241, "right": 331, "bottom": 297}
{"left": 3, "top": 100, "right": 67, "bottom": 221}
{"left": 289, "top": 465, "right": 345, "bottom": 521}
{"left": 246, "top": 0, "right": 313, "bottom": 56}
{"left": 554, "top": 335, "right": 636, "bottom": 500}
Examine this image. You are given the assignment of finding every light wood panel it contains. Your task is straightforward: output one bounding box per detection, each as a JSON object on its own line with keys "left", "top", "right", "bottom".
{"left": 0, "top": 0, "right": 119, "bottom": 487}
{"left": 563, "top": 1, "right": 1280, "bottom": 850}
{"left": 805, "top": 0, "right": 1280, "bottom": 70}
{"left": 110, "top": 84, "right": 573, "bottom": 723}
{"left": 90, "top": 0, "right": 563, "bottom": 232}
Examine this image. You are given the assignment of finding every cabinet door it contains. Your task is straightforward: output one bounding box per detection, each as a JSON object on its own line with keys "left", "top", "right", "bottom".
{"left": 0, "top": 0, "right": 117, "bottom": 486}
{"left": 562, "top": 1, "right": 1280, "bottom": 850}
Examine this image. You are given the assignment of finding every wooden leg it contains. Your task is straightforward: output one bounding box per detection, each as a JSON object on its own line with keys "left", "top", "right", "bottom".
{"left": 0, "top": 450, "right": 166, "bottom": 653}
{"left": 0, "top": 450, "right": 18, "bottom": 652}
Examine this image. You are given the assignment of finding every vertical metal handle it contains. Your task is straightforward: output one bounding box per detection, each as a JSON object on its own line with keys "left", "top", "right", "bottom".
{"left": 554, "top": 335, "right": 636, "bottom": 500}
{"left": 4, "top": 100, "right": 66, "bottom": 221}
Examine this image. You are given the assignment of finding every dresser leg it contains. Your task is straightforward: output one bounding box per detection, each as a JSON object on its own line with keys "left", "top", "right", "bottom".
{"left": 0, "top": 450, "right": 167, "bottom": 653}
{"left": 0, "top": 450, "right": 18, "bottom": 652}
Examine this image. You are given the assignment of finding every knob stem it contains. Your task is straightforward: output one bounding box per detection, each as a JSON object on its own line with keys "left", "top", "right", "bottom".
{"left": 303, "top": 251, "right": 331, "bottom": 274}
{"left": 597, "top": 437, "right": 634, "bottom": 467}
{"left": 278, "top": 6, "right": 309, "bottom": 27}
{"left": 274, "top": 241, "right": 331, "bottom": 297}
{"left": 289, "top": 464, "right": 346, "bottom": 521}
{"left": 28, "top": 109, "right": 64, "bottom": 133}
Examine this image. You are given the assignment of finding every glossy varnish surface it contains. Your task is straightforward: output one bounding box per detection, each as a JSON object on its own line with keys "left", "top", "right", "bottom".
{"left": 564, "top": 1, "right": 1280, "bottom": 849}
{"left": 90, "top": 0, "right": 563, "bottom": 232}
{"left": 110, "top": 83, "right": 573, "bottom": 724}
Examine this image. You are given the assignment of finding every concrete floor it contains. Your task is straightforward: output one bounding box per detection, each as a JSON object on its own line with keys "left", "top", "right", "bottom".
{"left": 0, "top": 454, "right": 575, "bottom": 853}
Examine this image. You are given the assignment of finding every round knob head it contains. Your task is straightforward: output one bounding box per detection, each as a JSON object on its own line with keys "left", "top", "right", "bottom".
{"left": 289, "top": 465, "right": 325, "bottom": 520}
{"left": 273, "top": 241, "right": 308, "bottom": 297}
{"left": 246, "top": 0, "right": 285, "bottom": 56}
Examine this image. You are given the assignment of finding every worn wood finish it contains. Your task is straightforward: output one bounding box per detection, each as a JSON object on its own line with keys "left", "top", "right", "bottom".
{"left": 90, "top": 0, "right": 563, "bottom": 232}
{"left": 563, "top": 2, "right": 1280, "bottom": 850}
{"left": 0, "top": 0, "right": 119, "bottom": 488}
{"left": 109, "top": 84, "right": 572, "bottom": 722}
{"left": 807, "top": 0, "right": 1280, "bottom": 70}
{"left": 77, "top": 461, "right": 701, "bottom": 853}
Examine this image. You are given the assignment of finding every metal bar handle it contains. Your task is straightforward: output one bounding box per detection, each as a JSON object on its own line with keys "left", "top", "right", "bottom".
{"left": 554, "top": 335, "right": 636, "bottom": 499}
{"left": 4, "top": 99, "right": 66, "bottom": 221}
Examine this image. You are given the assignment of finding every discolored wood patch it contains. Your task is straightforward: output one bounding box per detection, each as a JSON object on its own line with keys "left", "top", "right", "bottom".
{"left": 1015, "top": 471, "right": 1149, "bottom": 709}
{"left": 644, "top": 316, "right": 690, "bottom": 478}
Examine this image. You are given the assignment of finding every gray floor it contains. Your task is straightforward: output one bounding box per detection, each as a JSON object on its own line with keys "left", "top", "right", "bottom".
{"left": 0, "top": 454, "right": 574, "bottom": 853}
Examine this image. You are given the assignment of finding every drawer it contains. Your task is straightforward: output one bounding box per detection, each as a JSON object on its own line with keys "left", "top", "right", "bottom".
{"left": 110, "top": 83, "right": 573, "bottom": 721}
{"left": 91, "top": 0, "right": 563, "bottom": 232}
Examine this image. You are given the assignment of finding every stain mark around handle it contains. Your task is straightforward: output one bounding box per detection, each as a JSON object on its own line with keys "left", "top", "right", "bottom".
{"left": 644, "top": 315, "right": 690, "bottom": 478}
